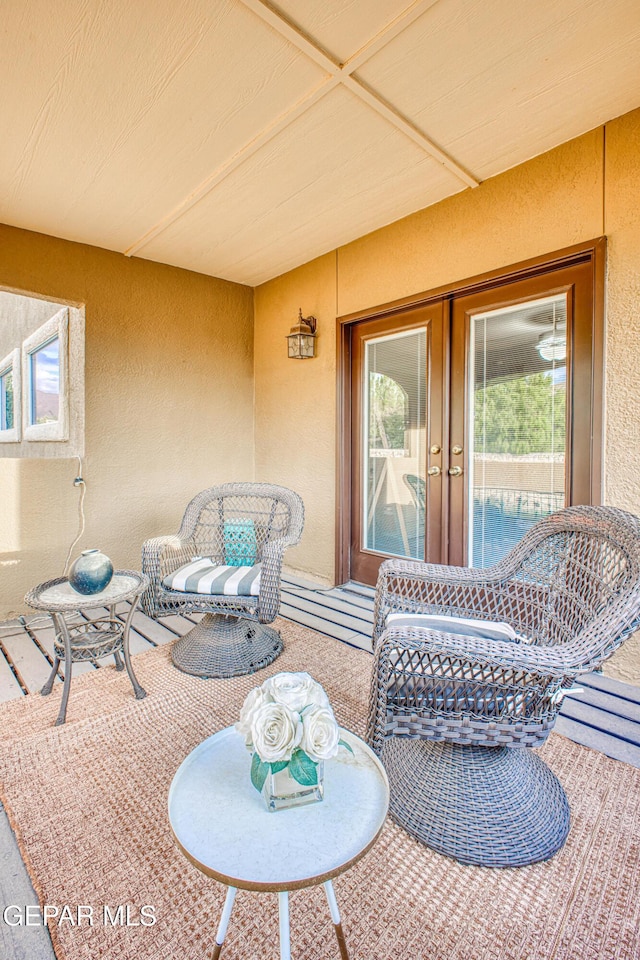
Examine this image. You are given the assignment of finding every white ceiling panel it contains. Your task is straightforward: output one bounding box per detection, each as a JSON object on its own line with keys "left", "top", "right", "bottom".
{"left": 358, "top": 0, "right": 640, "bottom": 178}
{"left": 1, "top": 0, "right": 639, "bottom": 285}
{"left": 138, "top": 85, "right": 463, "bottom": 285}
{"left": 0, "top": 0, "right": 326, "bottom": 250}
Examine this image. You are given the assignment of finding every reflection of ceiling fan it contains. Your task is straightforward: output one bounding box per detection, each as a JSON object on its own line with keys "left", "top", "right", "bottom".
{"left": 536, "top": 301, "right": 566, "bottom": 362}
{"left": 536, "top": 328, "right": 566, "bottom": 361}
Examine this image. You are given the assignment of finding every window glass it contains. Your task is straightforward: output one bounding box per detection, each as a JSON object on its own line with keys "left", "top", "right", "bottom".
{"left": 468, "top": 295, "right": 566, "bottom": 566}
{"left": 30, "top": 336, "right": 60, "bottom": 425}
{"left": 1, "top": 368, "right": 14, "bottom": 430}
{"left": 364, "top": 328, "right": 427, "bottom": 560}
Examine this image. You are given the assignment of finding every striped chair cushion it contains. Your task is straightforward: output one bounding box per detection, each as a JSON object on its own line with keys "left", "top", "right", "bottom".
{"left": 163, "top": 559, "right": 261, "bottom": 596}
{"left": 384, "top": 614, "right": 533, "bottom": 715}
{"left": 385, "top": 613, "right": 518, "bottom": 642}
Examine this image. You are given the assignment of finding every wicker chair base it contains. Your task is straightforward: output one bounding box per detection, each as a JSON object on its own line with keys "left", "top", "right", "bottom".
{"left": 171, "top": 614, "right": 283, "bottom": 679}
{"left": 381, "top": 738, "right": 570, "bottom": 867}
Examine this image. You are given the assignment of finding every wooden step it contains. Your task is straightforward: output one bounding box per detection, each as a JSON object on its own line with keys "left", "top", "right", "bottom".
{"left": 554, "top": 715, "right": 640, "bottom": 767}
{"left": 280, "top": 590, "right": 373, "bottom": 635}
{"left": 559, "top": 695, "right": 640, "bottom": 747}
{"left": 0, "top": 650, "right": 23, "bottom": 702}
{"left": 0, "top": 631, "right": 59, "bottom": 694}
{"left": 279, "top": 602, "right": 372, "bottom": 652}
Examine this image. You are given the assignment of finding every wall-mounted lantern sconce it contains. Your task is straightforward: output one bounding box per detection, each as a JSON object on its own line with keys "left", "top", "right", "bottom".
{"left": 286, "top": 309, "right": 317, "bottom": 359}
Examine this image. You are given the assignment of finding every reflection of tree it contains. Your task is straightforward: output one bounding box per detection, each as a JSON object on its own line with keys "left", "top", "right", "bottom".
{"left": 369, "top": 373, "right": 407, "bottom": 449}
{"left": 475, "top": 372, "right": 566, "bottom": 454}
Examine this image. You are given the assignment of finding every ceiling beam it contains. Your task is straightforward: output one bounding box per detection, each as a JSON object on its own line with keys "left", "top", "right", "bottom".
{"left": 239, "top": 0, "right": 342, "bottom": 74}
{"left": 125, "top": 76, "right": 338, "bottom": 257}
{"left": 342, "top": 74, "right": 478, "bottom": 187}
{"left": 237, "top": 0, "right": 479, "bottom": 187}
{"left": 342, "top": 0, "right": 441, "bottom": 75}
{"left": 128, "top": 0, "right": 479, "bottom": 257}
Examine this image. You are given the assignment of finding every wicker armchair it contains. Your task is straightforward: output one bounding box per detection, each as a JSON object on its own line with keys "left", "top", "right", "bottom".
{"left": 366, "top": 505, "right": 640, "bottom": 867}
{"left": 142, "top": 483, "right": 304, "bottom": 678}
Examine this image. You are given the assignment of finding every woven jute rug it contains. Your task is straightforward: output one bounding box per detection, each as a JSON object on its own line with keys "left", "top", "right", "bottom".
{"left": 0, "top": 619, "right": 639, "bottom": 960}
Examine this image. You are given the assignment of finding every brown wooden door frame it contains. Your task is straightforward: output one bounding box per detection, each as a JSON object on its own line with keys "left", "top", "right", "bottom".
{"left": 448, "top": 259, "right": 597, "bottom": 565}
{"left": 336, "top": 238, "right": 605, "bottom": 585}
{"left": 348, "top": 304, "right": 447, "bottom": 585}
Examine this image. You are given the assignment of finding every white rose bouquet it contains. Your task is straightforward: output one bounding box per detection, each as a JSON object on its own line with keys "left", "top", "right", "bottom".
{"left": 236, "top": 671, "right": 352, "bottom": 793}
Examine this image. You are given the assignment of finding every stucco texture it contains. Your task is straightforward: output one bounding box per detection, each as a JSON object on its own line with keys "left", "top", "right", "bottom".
{"left": 600, "top": 109, "right": 640, "bottom": 684}
{"left": 254, "top": 253, "right": 337, "bottom": 583}
{"left": 254, "top": 110, "right": 640, "bottom": 684}
{"left": 0, "top": 224, "right": 254, "bottom": 618}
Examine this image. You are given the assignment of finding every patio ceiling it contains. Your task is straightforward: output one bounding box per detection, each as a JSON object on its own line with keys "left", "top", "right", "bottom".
{"left": 1, "top": 0, "right": 639, "bottom": 286}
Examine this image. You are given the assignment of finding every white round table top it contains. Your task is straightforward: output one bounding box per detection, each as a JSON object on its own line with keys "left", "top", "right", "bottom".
{"left": 28, "top": 573, "right": 145, "bottom": 611}
{"left": 168, "top": 725, "right": 389, "bottom": 891}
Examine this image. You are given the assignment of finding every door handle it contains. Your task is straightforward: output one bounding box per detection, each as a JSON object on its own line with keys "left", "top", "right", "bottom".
{"left": 427, "top": 465, "right": 441, "bottom": 477}
{"left": 448, "top": 466, "right": 463, "bottom": 477}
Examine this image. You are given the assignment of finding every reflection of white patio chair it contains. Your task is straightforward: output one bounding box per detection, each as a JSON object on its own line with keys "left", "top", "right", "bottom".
{"left": 142, "top": 483, "right": 304, "bottom": 678}
{"left": 402, "top": 473, "right": 425, "bottom": 512}
{"left": 367, "top": 505, "right": 640, "bottom": 867}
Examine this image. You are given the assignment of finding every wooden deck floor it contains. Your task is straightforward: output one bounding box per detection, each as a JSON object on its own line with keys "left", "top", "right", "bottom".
{"left": 1, "top": 573, "right": 640, "bottom": 768}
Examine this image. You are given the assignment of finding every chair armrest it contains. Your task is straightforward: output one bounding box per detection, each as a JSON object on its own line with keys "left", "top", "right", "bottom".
{"left": 141, "top": 535, "right": 196, "bottom": 616}
{"left": 256, "top": 537, "right": 291, "bottom": 623}
{"left": 378, "top": 624, "right": 578, "bottom": 678}
{"left": 373, "top": 556, "right": 519, "bottom": 646}
{"left": 366, "top": 626, "right": 570, "bottom": 752}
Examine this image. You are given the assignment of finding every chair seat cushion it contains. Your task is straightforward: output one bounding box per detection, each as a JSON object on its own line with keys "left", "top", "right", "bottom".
{"left": 163, "top": 559, "right": 261, "bottom": 596}
{"left": 385, "top": 612, "right": 519, "bottom": 642}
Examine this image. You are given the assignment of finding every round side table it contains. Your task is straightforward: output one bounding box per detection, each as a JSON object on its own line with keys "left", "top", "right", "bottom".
{"left": 24, "top": 570, "right": 149, "bottom": 726}
{"left": 168, "top": 725, "right": 389, "bottom": 960}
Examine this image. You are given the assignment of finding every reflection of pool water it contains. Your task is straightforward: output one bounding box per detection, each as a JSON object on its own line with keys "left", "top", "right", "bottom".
{"left": 366, "top": 488, "right": 564, "bottom": 567}
{"left": 472, "top": 490, "right": 564, "bottom": 567}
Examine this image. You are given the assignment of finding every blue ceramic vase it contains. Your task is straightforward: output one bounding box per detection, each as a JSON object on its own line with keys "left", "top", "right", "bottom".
{"left": 69, "top": 549, "right": 114, "bottom": 595}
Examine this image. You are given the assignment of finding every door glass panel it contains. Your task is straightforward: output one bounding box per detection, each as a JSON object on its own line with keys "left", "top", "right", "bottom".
{"left": 363, "top": 329, "right": 426, "bottom": 559}
{"left": 469, "top": 295, "right": 566, "bottom": 566}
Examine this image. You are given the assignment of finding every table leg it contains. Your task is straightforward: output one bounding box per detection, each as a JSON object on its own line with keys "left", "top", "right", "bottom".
{"left": 278, "top": 891, "right": 291, "bottom": 960}
{"left": 41, "top": 657, "right": 61, "bottom": 696}
{"left": 52, "top": 614, "right": 73, "bottom": 726}
{"left": 118, "top": 599, "right": 146, "bottom": 700}
{"left": 323, "top": 881, "right": 350, "bottom": 960}
{"left": 211, "top": 886, "right": 237, "bottom": 960}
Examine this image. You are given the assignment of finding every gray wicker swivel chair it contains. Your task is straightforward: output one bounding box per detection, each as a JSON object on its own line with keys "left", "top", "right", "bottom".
{"left": 141, "top": 483, "right": 304, "bottom": 678}
{"left": 367, "top": 505, "right": 640, "bottom": 867}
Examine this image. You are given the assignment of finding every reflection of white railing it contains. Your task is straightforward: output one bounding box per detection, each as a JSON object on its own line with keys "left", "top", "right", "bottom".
{"left": 474, "top": 487, "right": 564, "bottom": 520}
{"left": 369, "top": 448, "right": 409, "bottom": 458}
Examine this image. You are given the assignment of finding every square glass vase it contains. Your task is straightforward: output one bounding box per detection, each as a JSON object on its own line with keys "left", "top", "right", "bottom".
{"left": 262, "top": 761, "right": 324, "bottom": 812}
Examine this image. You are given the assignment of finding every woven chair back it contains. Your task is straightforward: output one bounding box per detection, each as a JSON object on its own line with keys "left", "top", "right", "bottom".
{"left": 178, "top": 483, "right": 304, "bottom": 566}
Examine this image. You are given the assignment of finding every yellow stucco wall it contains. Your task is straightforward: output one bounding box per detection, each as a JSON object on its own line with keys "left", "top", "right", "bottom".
{"left": 254, "top": 110, "right": 640, "bottom": 683}
{"left": 600, "top": 109, "right": 640, "bottom": 682}
{"left": 254, "top": 253, "right": 337, "bottom": 583}
{"left": 0, "top": 223, "right": 254, "bottom": 618}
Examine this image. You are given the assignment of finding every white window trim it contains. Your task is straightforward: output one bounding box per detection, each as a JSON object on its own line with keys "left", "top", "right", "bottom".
{"left": 22, "top": 307, "right": 69, "bottom": 442}
{"left": 0, "top": 348, "right": 21, "bottom": 443}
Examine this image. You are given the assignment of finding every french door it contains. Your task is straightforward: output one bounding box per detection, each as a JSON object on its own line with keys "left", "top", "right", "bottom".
{"left": 341, "top": 243, "right": 602, "bottom": 586}
{"left": 349, "top": 303, "right": 446, "bottom": 585}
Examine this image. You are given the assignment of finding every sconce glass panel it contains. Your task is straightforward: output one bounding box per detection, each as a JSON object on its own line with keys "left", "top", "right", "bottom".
{"left": 287, "top": 333, "right": 316, "bottom": 359}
